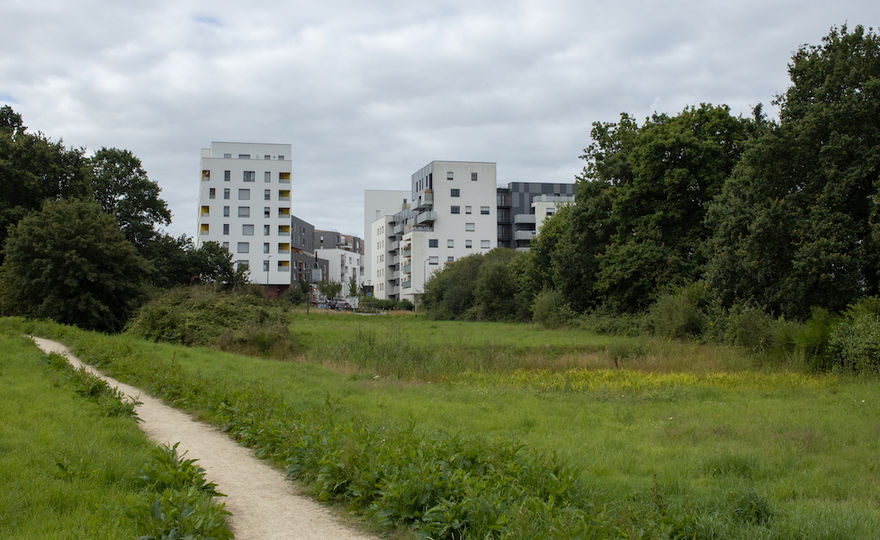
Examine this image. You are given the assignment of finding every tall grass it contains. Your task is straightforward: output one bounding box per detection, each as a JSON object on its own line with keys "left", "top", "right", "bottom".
{"left": 10, "top": 316, "right": 880, "bottom": 538}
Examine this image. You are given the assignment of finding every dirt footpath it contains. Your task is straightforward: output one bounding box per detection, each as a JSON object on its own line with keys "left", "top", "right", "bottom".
{"left": 31, "top": 337, "right": 375, "bottom": 540}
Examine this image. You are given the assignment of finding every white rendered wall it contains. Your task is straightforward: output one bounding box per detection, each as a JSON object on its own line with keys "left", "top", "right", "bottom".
{"left": 316, "top": 248, "right": 364, "bottom": 291}
{"left": 363, "top": 189, "right": 409, "bottom": 284}
{"left": 196, "top": 142, "right": 293, "bottom": 285}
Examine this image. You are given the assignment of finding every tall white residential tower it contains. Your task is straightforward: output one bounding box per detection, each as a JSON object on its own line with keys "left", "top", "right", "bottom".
{"left": 196, "top": 142, "right": 293, "bottom": 285}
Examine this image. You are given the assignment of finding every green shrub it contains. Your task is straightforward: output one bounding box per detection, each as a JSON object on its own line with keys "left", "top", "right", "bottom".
{"left": 397, "top": 299, "right": 415, "bottom": 311}
{"left": 531, "top": 288, "right": 573, "bottom": 328}
{"left": 648, "top": 282, "right": 707, "bottom": 339}
{"left": 578, "top": 309, "right": 646, "bottom": 336}
{"left": 826, "top": 297, "right": 880, "bottom": 373}
{"left": 725, "top": 305, "right": 774, "bottom": 351}
{"left": 126, "top": 285, "right": 296, "bottom": 358}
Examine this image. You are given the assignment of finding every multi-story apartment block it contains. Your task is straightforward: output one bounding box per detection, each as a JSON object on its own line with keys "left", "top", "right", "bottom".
{"left": 315, "top": 229, "right": 365, "bottom": 290}
{"left": 368, "top": 161, "right": 497, "bottom": 303}
{"left": 496, "top": 182, "right": 577, "bottom": 250}
{"left": 290, "top": 215, "right": 330, "bottom": 285}
{"left": 364, "top": 189, "right": 410, "bottom": 283}
{"left": 196, "top": 142, "right": 293, "bottom": 286}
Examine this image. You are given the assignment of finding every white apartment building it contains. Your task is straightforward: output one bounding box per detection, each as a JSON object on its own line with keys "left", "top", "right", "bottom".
{"left": 532, "top": 194, "right": 574, "bottom": 234}
{"left": 196, "top": 142, "right": 293, "bottom": 285}
{"left": 368, "top": 161, "right": 497, "bottom": 303}
{"left": 363, "top": 189, "right": 409, "bottom": 283}
{"left": 316, "top": 248, "right": 364, "bottom": 291}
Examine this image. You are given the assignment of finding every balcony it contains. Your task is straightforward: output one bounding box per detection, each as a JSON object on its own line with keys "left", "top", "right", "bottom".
{"left": 415, "top": 190, "right": 434, "bottom": 210}
{"left": 279, "top": 172, "right": 290, "bottom": 183}
{"left": 200, "top": 205, "right": 210, "bottom": 217}
{"left": 402, "top": 244, "right": 411, "bottom": 254}
{"left": 402, "top": 263, "right": 412, "bottom": 273}
{"left": 394, "top": 223, "right": 404, "bottom": 235}
{"left": 514, "top": 230, "right": 536, "bottom": 241}
{"left": 278, "top": 207, "right": 290, "bottom": 218}
{"left": 278, "top": 190, "right": 291, "bottom": 201}
{"left": 277, "top": 243, "right": 290, "bottom": 254}
{"left": 417, "top": 210, "right": 436, "bottom": 225}
{"left": 513, "top": 214, "right": 536, "bottom": 224}
{"left": 402, "top": 280, "right": 412, "bottom": 289}
{"left": 199, "top": 223, "right": 210, "bottom": 235}
{"left": 387, "top": 239, "right": 399, "bottom": 252}
{"left": 390, "top": 270, "right": 400, "bottom": 280}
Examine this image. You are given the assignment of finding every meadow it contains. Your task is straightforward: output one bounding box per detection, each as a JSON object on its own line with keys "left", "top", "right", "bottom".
{"left": 4, "top": 312, "right": 880, "bottom": 538}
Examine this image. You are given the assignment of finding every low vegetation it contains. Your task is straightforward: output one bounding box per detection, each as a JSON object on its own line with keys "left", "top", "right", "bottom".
{"left": 0, "top": 330, "right": 231, "bottom": 539}
{"left": 126, "top": 285, "right": 297, "bottom": 359}
{"left": 8, "top": 315, "right": 880, "bottom": 538}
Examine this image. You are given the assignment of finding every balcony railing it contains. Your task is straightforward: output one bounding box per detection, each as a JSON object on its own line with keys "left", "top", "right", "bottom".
{"left": 514, "top": 230, "right": 537, "bottom": 241}
{"left": 402, "top": 280, "right": 412, "bottom": 289}
{"left": 513, "top": 214, "right": 536, "bottom": 224}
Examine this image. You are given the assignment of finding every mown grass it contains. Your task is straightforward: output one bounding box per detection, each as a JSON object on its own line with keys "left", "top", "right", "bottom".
{"left": 0, "top": 330, "right": 231, "bottom": 539}
{"left": 9, "top": 315, "right": 880, "bottom": 538}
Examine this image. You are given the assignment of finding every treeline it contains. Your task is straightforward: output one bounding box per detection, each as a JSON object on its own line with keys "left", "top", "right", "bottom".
{"left": 0, "top": 106, "right": 246, "bottom": 332}
{"left": 424, "top": 25, "right": 880, "bottom": 370}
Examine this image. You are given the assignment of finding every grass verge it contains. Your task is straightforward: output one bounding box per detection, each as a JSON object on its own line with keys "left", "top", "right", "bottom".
{"left": 0, "top": 329, "right": 231, "bottom": 539}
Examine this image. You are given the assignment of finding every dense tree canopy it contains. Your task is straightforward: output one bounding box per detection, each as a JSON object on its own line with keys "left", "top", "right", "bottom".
{"left": 705, "top": 24, "right": 880, "bottom": 318}
{"left": 0, "top": 199, "right": 150, "bottom": 331}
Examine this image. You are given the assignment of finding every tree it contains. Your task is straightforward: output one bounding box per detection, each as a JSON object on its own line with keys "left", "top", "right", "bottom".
{"left": 0, "top": 199, "right": 150, "bottom": 331}
{"left": 87, "top": 147, "right": 171, "bottom": 251}
{"left": 572, "top": 105, "right": 754, "bottom": 312}
{"left": 706, "top": 24, "right": 880, "bottom": 318}
{"left": 0, "top": 109, "right": 90, "bottom": 260}
{"left": 473, "top": 248, "right": 522, "bottom": 320}
{"left": 318, "top": 280, "right": 343, "bottom": 299}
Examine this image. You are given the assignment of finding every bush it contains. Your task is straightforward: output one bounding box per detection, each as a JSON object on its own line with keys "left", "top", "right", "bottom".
{"left": 531, "top": 288, "right": 573, "bottom": 328}
{"left": 825, "top": 297, "right": 880, "bottom": 373}
{"left": 126, "top": 286, "right": 297, "bottom": 358}
{"left": 725, "top": 305, "right": 774, "bottom": 351}
{"left": 648, "top": 282, "right": 707, "bottom": 339}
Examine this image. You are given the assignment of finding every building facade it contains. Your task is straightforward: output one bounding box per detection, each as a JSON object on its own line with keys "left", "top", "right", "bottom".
{"left": 196, "top": 142, "right": 293, "bottom": 285}
{"left": 496, "top": 182, "right": 577, "bottom": 250}
{"left": 368, "top": 161, "right": 497, "bottom": 303}
{"left": 315, "top": 229, "right": 365, "bottom": 291}
{"left": 363, "top": 189, "right": 410, "bottom": 284}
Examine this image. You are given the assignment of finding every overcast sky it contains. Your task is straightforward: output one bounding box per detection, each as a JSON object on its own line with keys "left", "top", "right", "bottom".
{"left": 2, "top": 1, "right": 876, "bottom": 239}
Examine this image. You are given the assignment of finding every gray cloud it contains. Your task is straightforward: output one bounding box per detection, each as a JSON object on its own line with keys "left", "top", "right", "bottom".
{"left": 1, "top": 0, "right": 875, "bottom": 237}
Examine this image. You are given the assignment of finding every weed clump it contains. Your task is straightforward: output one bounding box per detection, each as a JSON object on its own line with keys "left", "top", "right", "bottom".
{"left": 126, "top": 285, "right": 297, "bottom": 359}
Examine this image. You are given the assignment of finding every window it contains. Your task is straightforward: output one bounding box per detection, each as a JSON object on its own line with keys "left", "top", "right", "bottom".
{"left": 428, "top": 239, "right": 438, "bottom": 248}
{"left": 264, "top": 189, "right": 271, "bottom": 201}
{"left": 264, "top": 171, "right": 271, "bottom": 182}
{"left": 465, "top": 239, "right": 472, "bottom": 248}
{"left": 447, "top": 256, "right": 454, "bottom": 262}
{"left": 428, "top": 256, "right": 439, "bottom": 265}
{"left": 465, "top": 206, "right": 472, "bottom": 214}
{"left": 201, "top": 170, "right": 210, "bottom": 181}
{"left": 222, "top": 223, "right": 229, "bottom": 235}
{"left": 264, "top": 207, "right": 270, "bottom": 218}
{"left": 278, "top": 155, "right": 284, "bottom": 160}
{"left": 223, "top": 206, "right": 230, "bottom": 217}
{"left": 224, "top": 170, "right": 230, "bottom": 182}
{"left": 480, "top": 206, "right": 490, "bottom": 215}
{"left": 450, "top": 188, "right": 460, "bottom": 197}
{"left": 263, "top": 242, "right": 270, "bottom": 253}
{"left": 242, "top": 224, "right": 254, "bottom": 236}
{"left": 263, "top": 224, "right": 270, "bottom": 236}
{"left": 236, "top": 261, "right": 249, "bottom": 271}
{"left": 223, "top": 153, "right": 231, "bottom": 159}
{"left": 222, "top": 241, "right": 229, "bottom": 249}
{"left": 447, "top": 171, "right": 453, "bottom": 181}
{"left": 237, "top": 242, "right": 249, "bottom": 254}
{"left": 465, "top": 222, "right": 475, "bottom": 232}
{"left": 450, "top": 205, "right": 460, "bottom": 214}
{"left": 481, "top": 240, "right": 491, "bottom": 249}
{"left": 264, "top": 155, "right": 270, "bottom": 160}
{"left": 238, "top": 189, "right": 250, "bottom": 200}
{"left": 447, "top": 239, "right": 454, "bottom": 248}
{"left": 200, "top": 223, "right": 209, "bottom": 234}
{"left": 471, "top": 172, "right": 478, "bottom": 181}
{"left": 238, "top": 206, "right": 250, "bottom": 218}
{"left": 208, "top": 188, "right": 216, "bottom": 199}
{"left": 243, "top": 171, "right": 255, "bottom": 182}
{"left": 263, "top": 260, "right": 270, "bottom": 271}
{"left": 223, "top": 188, "right": 230, "bottom": 200}
{"left": 238, "top": 154, "right": 250, "bottom": 159}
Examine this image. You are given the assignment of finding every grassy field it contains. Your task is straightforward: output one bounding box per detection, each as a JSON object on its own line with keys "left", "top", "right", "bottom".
{"left": 7, "top": 314, "right": 880, "bottom": 537}
{"left": 0, "top": 331, "right": 230, "bottom": 539}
